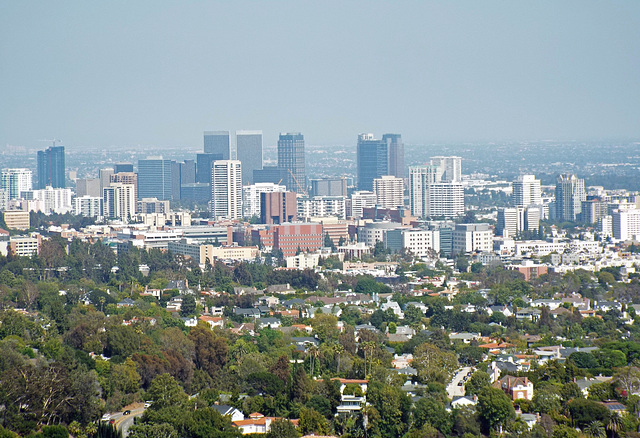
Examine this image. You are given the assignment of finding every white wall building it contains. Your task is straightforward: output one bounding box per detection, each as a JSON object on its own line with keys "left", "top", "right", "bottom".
{"left": 357, "top": 221, "right": 402, "bottom": 247}
{"left": 21, "top": 186, "right": 73, "bottom": 215}
{"left": 430, "top": 156, "right": 461, "bottom": 182}
{"left": 384, "top": 228, "right": 440, "bottom": 257}
{"left": 298, "top": 196, "right": 346, "bottom": 220}
{"left": 1, "top": 168, "right": 32, "bottom": 199}
{"left": 242, "top": 183, "right": 286, "bottom": 218}
{"left": 103, "top": 183, "right": 136, "bottom": 221}
{"left": 513, "top": 175, "right": 542, "bottom": 207}
{"left": 373, "top": 175, "right": 404, "bottom": 209}
{"left": 349, "top": 191, "right": 377, "bottom": 219}
{"left": 612, "top": 209, "right": 640, "bottom": 241}
{"left": 452, "top": 223, "right": 493, "bottom": 254}
{"left": 211, "top": 160, "right": 242, "bottom": 220}
{"left": 74, "top": 196, "right": 103, "bottom": 218}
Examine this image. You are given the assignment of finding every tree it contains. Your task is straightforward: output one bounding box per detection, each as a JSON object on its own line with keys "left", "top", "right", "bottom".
{"left": 476, "top": 387, "right": 516, "bottom": 433}
{"left": 266, "top": 419, "right": 299, "bottom": 438}
{"left": 366, "top": 382, "right": 412, "bottom": 438}
{"left": 323, "top": 232, "right": 335, "bottom": 250}
{"left": 128, "top": 423, "right": 178, "bottom": 438}
{"left": 146, "top": 374, "right": 188, "bottom": 410}
{"left": 413, "top": 396, "right": 452, "bottom": 435}
{"left": 584, "top": 421, "right": 606, "bottom": 438}
{"left": 531, "top": 385, "right": 562, "bottom": 414}
{"left": 180, "top": 295, "right": 196, "bottom": 317}
{"left": 613, "top": 366, "right": 640, "bottom": 399}
{"left": 566, "top": 398, "right": 610, "bottom": 429}
{"left": 298, "top": 408, "right": 330, "bottom": 436}
{"left": 188, "top": 324, "right": 228, "bottom": 379}
{"left": 412, "top": 343, "right": 458, "bottom": 384}
{"left": 465, "top": 371, "right": 491, "bottom": 396}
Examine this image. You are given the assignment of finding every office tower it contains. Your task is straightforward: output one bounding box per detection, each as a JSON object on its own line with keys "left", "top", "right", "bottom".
{"left": 612, "top": 209, "right": 640, "bottom": 240}
{"left": 99, "top": 168, "right": 114, "bottom": 194}
{"left": 452, "top": 223, "right": 493, "bottom": 254}
{"left": 113, "top": 163, "right": 134, "bottom": 174}
{"left": 409, "top": 165, "right": 442, "bottom": 217}
{"left": 1, "top": 168, "right": 33, "bottom": 199}
{"left": 253, "top": 167, "right": 288, "bottom": 185}
{"left": 76, "top": 178, "right": 101, "bottom": 198}
{"left": 181, "top": 160, "right": 196, "bottom": 185}
{"left": 103, "top": 183, "right": 136, "bottom": 220}
{"left": 196, "top": 153, "right": 222, "bottom": 184}
{"left": 110, "top": 172, "right": 138, "bottom": 204}
{"left": 497, "top": 206, "right": 541, "bottom": 237}
{"left": 138, "top": 198, "right": 170, "bottom": 214}
{"left": 236, "top": 130, "right": 263, "bottom": 185}
{"left": 297, "top": 196, "right": 346, "bottom": 220}
{"left": 204, "top": 131, "right": 230, "bottom": 159}
{"left": 581, "top": 198, "right": 608, "bottom": 224}
{"left": 138, "top": 157, "right": 172, "bottom": 200}
{"left": 310, "top": 178, "right": 348, "bottom": 197}
{"left": 383, "top": 134, "right": 404, "bottom": 179}
{"left": 513, "top": 175, "right": 542, "bottom": 207}
{"left": 429, "top": 156, "right": 462, "bottom": 182}
{"left": 357, "top": 134, "right": 388, "bottom": 191}
{"left": 22, "top": 186, "right": 73, "bottom": 215}
{"left": 261, "top": 191, "right": 297, "bottom": 224}
{"left": 278, "top": 132, "right": 306, "bottom": 193}
{"left": 171, "top": 161, "right": 181, "bottom": 201}
{"left": 74, "top": 196, "right": 103, "bottom": 218}
{"left": 349, "top": 191, "right": 377, "bottom": 219}
{"left": 373, "top": 175, "right": 404, "bottom": 209}
{"left": 243, "top": 183, "right": 286, "bottom": 218}
{"left": 556, "top": 174, "right": 586, "bottom": 222}
{"left": 36, "top": 146, "right": 65, "bottom": 189}
{"left": 210, "top": 160, "right": 242, "bottom": 220}
{"left": 423, "top": 182, "right": 464, "bottom": 217}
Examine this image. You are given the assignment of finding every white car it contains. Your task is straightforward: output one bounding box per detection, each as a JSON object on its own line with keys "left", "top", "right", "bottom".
{"left": 101, "top": 414, "right": 111, "bottom": 421}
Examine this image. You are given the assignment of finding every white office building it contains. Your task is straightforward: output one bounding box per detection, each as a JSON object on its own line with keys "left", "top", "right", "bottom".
{"left": 21, "top": 186, "right": 73, "bottom": 215}
{"left": 103, "top": 183, "right": 136, "bottom": 221}
{"left": 242, "top": 183, "right": 286, "bottom": 218}
{"left": 74, "top": 196, "right": 103, "bottom": 218}
{"left": 298, "top": 196, "right": 346, "bottom": 220}
{"left": 211, "top": 160, "right": 242, "bottom": 220}
{"left": 1, "top": 168, "right": 33, "bottom": 199}
{"left": 373, "top": 175, "right": 404, "bottom": 209}
{"left": 513, "top": 175, "right": 542, "bottom": 207}
{"left": 384, "top": 228, "right": 440, "bottom": 257}
{"left": 349, "top": 191, "right": 377, "bottom": 219}
{"left": 452, "top": 223, "right": 493, "bottom": 254}
{"left": 429, "top": 156, "right": 461, "bottom": 182}
{"left": 612, "top": 209, "right": 640, "bottom": 241}
{"left": 497, "top": 206, "right": 541, "bottom": 237}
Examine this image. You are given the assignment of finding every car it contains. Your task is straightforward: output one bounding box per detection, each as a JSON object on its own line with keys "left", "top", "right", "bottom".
{"left": 101, "top": 414, "right": 111, "bottom": 421}
{"left": 144, "top": 402, "right": 152, "bottom": 408}
{"left": 123, "top": 410, "right": 131, "bottom": 415}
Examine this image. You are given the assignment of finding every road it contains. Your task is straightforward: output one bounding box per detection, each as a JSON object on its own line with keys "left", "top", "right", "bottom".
{"left": 446, "top": 366, "right": 473, "bottom": 399}
{"left": 109, "top": 406, "right": 145, "bottom": 438}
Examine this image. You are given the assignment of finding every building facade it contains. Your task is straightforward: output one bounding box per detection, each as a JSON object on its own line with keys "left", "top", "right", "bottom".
{"left": 277, "top": 133, "right": 306, "bottom": 193}
{"left": 373, "top": 175, "right": 404, "bottom": 209}
{"left": 204, "top": 131, "right": 231, "bottom": 159}
{"left": 555, "top": 174, "right": 586, "bottom": 222}
{"left": 236, "top": 130, "right": 263, "bottom": 185}
{"left": 138, "top": 157, "right": 172, "bottom": 200}
{"left": 243, "top": 183, "right": 287, "bottom": 218}
{"left": 513, "top": 175, "right": 542, "bottom": 207}
{"left": 1, "top": 168, "right": 33, "bottom": 199}
{"left": 260, "top": 191, "right": 297, "bottom": 225}
{"left": 37, "top": 146, "right": 65, "bottom": 189}
{"left": 211, "top": 160, "right": 242, "bottom": 220}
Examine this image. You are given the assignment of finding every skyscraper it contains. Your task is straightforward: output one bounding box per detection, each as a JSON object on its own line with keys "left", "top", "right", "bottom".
{"left": 409, "top": 165, "right": 463, "bottom": 218}
{"left": 278, "top": 132, "right": 306, "bottom": 193}
{"left": 383, "top": 133, "right": 404, "bottom": 179}
{"left": 1, "top": 168, "right": 33, "bottom": 199}
{"left": 409, "top": 165, "right": 442, "bottom": 217}
{"left": 236, "top": 130, "right": 263, "bottom": 185}
{"left": 556, "top": 174, "right": 586, "bottom": 222}
{"left": 137, "top": 157, "right": 172, "bottom": 200}
{"left": 373, "top": 175, "right": 404, "bottom": 209}
{"left": 513, "top": 174, "right": 542, "bottom": 208}
{"left": 36, "top": 146, "right": 65, "bottom": 189}
{"left": 211, "top": 160, "right": 242, "bottom": 220}
{"left": 357, "top": 134, "right": 388, "bottom": 191}
{"left": 196, "top": 153, "right": 223, "bottom": 184}
{"left": 204, "top": 131, "right": 230, "bottom": 159}
{"left": 429, "top": 156, "right": 462, "bottom": 182}
{"left": 113, "top": 163, "right": 134, "bottom": 174}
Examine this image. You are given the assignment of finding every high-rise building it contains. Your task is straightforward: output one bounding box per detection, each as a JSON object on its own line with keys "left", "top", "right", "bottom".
{"left": 243, "top": 183, "right": 286, "bottom": 218}
{"left": 74, "top": 196, "right": 103, "bottom": 218}
{"left": 204, "top": 131, "right": 230, "bottom": 159}
{"left": 278, "top": 133, "right": 306, "bottom": 193}
{"left": 349, "top": 191, "right": 377, "bottom": 219}
{"left": 110, "top": 172, "right": 138, "bottom": 204}
{"left": 261, "top": 191, "right": 297, "bottom": 224}
{"left": 310, "top": 178, "right": 348, "bottom": 197}
{"left": 424, "top": 182, "right": 464, "bottom": 217}
{"left": 513, "top": 175, "right": 542, "bottom": 207}
{"left": 383, "top": 134, "right": 404, "bottom": 179}
{"left": 99, "top": 168, "right": 114, "bottom": 194}
{"left": 452, "top": 223, "right": 493, "bottom": 254}
{"left": 555, "top": 174, "right": 586, "bottom": 222}
{"left": 21, "top": 186, "right": 73, "bottom": 215}
{"left": 409, "top": 165, "right": 443, "bottom": 217}
{"left": 236, "top": 131, "right": 263, "bottom": 185}
{"left": 196, "top": 153, "right": 223, "bottom": 184}
{"left": 211, "top": 160, "right": 242, "bottom": 220}
{"left": 373, "top": 175, "right": 404, "bottom": 209}
{"left": 76, "top": 178, "right": 101, "bottom": 198}
{"left": 497, "top": 206, "right": 541, "bottom": 237}
{"left": 103, "top": 183, "right": 136, "bottom": 221}
{"left": 612, "top": 209, "right": 640, "bottom": 241}
{"left": 298, "top": 196, "right": 346, "bottom": 220}
{"left": 113, "top": 163, "right": 134, "bottom": 174}
{"left": 180, "top": 160, "right": 196, "bottom": 185}
{"left": 357, "top": 134, "right": 388, "bottom": 191}
{"left": 1, "top": 168, "right": 33, "bottom": 199}
{"left": 137, "top": 157, "right": 172, "bottom": 200}
{"left": 36, "top": 146, "right": 65, "bottom": 189}
{"left": 429, "top": 156, "right": 462, "bottom": 182}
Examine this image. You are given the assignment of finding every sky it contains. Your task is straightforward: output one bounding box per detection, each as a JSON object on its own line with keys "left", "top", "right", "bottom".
{"left": 1, "top": 1, "right": 639, "bottom": 150}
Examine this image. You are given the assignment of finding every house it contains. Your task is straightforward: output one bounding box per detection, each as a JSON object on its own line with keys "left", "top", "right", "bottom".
{"left": 265, "top": 284, "right": 296, "bottom": 294}
{"left": 601, "top": 400, "right": 626, "bottom": 415}
{"left": 230, "top": 322, "right": 255, "bottom": 336}
{"left": 234, "top": 286, "right": 260, "bottom": 295}
{"left": 519, "top": 413, "right": 538, "bottom": 429}
{"left": 234, "top": 308, "right": 261, "bottom": 319}
{"left": 117, "top": 298, "right": 136, "bottom": 308}
{"left": 211, "top": 404, "right": 244, "bottom": 423}
{"left": 450, "top": 332, "right": 481, "bottom": 344}
{"left": 290, "top": 337, "right": 320, "bottom": 352}
{"left": 393, "top": 353, "right": 413, "bottom": 369}
{"left": 515, "top": 308, "right": 541, "bottom": 322}
{"left": 450, "top": 395, "right": 477, "bottom": 410}
{"left": 256, "top": 317, "right": 281, "bottom": 329}
{"left": 493, "top": 375, "right": 534, "bottom": 400}
{"left": 487, "top": 305, "right": 513, "bottom": 317}
{"left": 166, "top": 279, "right": 189, "bottom": 291}
{"left": 199, "top": 315, "right": 225, "bottom": 329}
{"left": 233, "top": 413, "right": 298, "bottom": 435}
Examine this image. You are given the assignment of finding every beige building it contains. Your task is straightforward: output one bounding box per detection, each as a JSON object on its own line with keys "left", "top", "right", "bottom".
{"left": 373, "top": 175, "right": 404, "bottom": 209}
{"left": 3, "top": 210, "right": 30, "bottom": 230}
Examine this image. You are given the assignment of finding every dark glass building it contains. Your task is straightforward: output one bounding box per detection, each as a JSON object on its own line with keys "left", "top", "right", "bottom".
{"left": 137, "top": 157, "right": 172, "bottom": 200}
{"left": 277, "top": 132, "right": 305, "bottom": 193}
{"left": 236, "top": 130, "right": 263, "bottom": 185}
{"left": 196, "top": 153, "right": 223, "bottom": 184}
{"left": 36, "top": 146, "right": 65, "bottom": 189}
{"left": 356, "top": 134, "right": 388, "bottom": 191}
{"left": 203, "top": 131, "right": 230, "bottom": 159}
{"left": 383, "top": 133, "right": 404, "bottom": 179}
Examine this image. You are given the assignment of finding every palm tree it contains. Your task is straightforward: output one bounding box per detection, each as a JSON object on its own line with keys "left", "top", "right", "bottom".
{"left": 333, "top": 343, "right": 345, "bottom": 374}
{"left": 606, "top": 413, "right": 623, "bottom": 438}
{"left": 361, "top": 341, "right": 376, "bottom": 376}
{"left": 585, "top": 421, "right": 606, "bottom": 438}
{"left": 308, "top": 345, "right": 319, "bottom": 377}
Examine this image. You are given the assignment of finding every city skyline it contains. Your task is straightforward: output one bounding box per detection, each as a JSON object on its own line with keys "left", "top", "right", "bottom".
{"left": 1, "top": 1, "right": 639, "bottom": 149}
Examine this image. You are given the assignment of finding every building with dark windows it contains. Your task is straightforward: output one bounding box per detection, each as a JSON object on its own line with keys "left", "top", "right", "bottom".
{"left": 204, "top": 131, "right": 230, "bottom": 159}
{"left": 36, "top": 146, "right": 65, "bottom": 189}
{"left": 236, "top": 130, "right": 263, "bottom": 185}
{"left": 113, "top": 162, "right": 134, "bottom": 174}
{"left": 556, "top": 174, "right": 586, "bottom": 222}
{"left": 260, "top": 191, "right": 297, "bottom": 224}
{"left": 277, "top": 133, "right": 306, "bottom": 193}
{"left": 196, "top": 153, "right": 223, "bottom": 184}
{"left": 383, "top": 133, "right": 404, "bottom": 179}
{"left": 356, "top": 134, "right": 388, "bottom": 191}
{"left": 137, "top": 157, "right": 172, "bottom": 200}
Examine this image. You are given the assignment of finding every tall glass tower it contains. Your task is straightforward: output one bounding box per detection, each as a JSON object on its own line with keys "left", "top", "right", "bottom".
{"left": 236, "top": 130, "right": 263, "bottom": 185}
{"left": 277, "top": 132, "right": 305, "bottom": 193}
{"left": 204, "top": 131, "right": 230, "bottom": 160}
{"left": 356, "top": 134, "right": 388, "bottom": 191}
{"left": 137, "top": 157, "right": 173, "bottom": 200}
{"left": 36, "top": 146, "right": 65, "bottom": 189}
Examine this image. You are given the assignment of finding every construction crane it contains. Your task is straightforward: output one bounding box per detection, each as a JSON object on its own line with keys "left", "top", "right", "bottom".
{"left": 288, "top": 169, "right": 307, "bottom": 195}
{"left": 37, "top": 139, "right": 61, "bottom": 147}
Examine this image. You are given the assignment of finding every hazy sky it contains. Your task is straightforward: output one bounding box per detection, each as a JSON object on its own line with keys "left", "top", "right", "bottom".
{"left": 1, "top": 1, "right": 639, "bottom": 149}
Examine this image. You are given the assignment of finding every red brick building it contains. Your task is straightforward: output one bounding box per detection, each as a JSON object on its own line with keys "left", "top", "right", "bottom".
{"left": 273, "top": 223, "right": 323, "bottom": 257}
